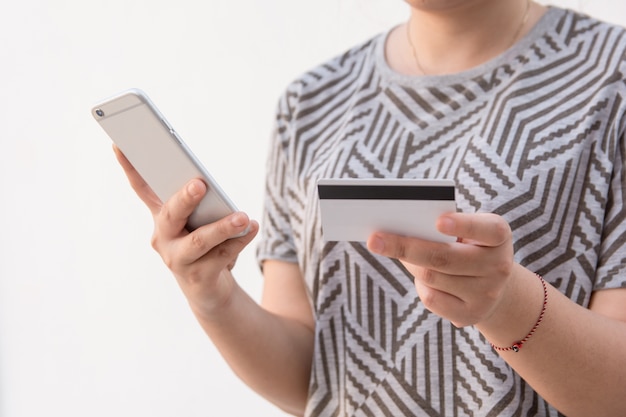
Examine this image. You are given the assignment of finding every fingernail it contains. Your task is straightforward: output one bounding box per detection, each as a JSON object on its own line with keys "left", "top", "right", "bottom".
{"left": 368, "top": 235, "right": 385, "bottom": 253}
{"left": 230, "top": 212, "right": 248, "bottom": 228}
{"left": 188, "top": 181, "right": 205, "bottom": 197}
{"left": 438, "top": 216, "right": 455, "bottom": 234}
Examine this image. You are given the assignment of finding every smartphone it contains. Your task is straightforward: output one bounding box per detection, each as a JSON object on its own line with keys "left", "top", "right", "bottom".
{"left": 92, "top": 88, "right": 242, "bottom": 232}
{"left": 317, "top": 178, "right": 457, "bottom": 242}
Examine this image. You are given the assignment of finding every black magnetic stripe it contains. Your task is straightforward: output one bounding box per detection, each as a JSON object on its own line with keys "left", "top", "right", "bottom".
{"left": 317, "top": 185, "right": 455, "bottom": 201}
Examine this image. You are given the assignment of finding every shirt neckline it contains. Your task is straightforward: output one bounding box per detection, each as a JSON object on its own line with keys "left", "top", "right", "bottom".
{"left": 374, "top": 6, "right": 565, "bottom": 88}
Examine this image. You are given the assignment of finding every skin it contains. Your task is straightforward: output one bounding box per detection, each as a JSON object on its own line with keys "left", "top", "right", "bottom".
{"left": 391, "top": 0, "right": 543, "bottom": 75}
{"left": 112, "top": 1, "right": 626, "bottom": 415}
{"left": 114, "top": 146, "right": 314, "bottom": 414}
{"left": 367, "top": 215, "right": 626, "bottom": 417}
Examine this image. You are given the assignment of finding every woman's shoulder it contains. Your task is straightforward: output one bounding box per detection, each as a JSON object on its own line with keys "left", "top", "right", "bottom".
{"left": 271, "top": 31, "right": 385, "bottom": 125}
{"left": 282, "top": 32, "right": 384, "bottom": 100}
{"left": 551, "top": 6, "right": 626, "bottom": 43}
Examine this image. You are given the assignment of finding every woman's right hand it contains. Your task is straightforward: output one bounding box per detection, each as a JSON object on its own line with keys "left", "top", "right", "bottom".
{"left": 113, "top": 145, "right": 259, "bottom": 317}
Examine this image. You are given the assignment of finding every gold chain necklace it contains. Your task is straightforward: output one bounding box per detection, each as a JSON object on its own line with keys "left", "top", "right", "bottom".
{"left": 406, "top": 0, "right": 532, "bottom": 75}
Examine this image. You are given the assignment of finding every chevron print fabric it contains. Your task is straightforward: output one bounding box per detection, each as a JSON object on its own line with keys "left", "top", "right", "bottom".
{"left": 257, "top": 7, "right": 626, "bottom": 416}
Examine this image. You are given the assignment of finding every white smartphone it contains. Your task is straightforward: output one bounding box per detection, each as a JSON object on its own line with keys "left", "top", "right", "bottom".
{"left": 92, "top": 88, "right": 242, "bottom": 232}
{"left": 317, "top": 178, "right": 457, "bottom": 242}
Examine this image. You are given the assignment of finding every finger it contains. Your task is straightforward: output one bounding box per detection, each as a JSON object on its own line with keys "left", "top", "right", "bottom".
{"left": 368, "top": 233, "right": 454, "bottom": 270}
{"left": 409, "top": 262, "right": 501, "bottom": 302}
{"left": 199, "top": 219, "right": 259, "bottom": 269}
{"left": 155, "top": 179, "right": 207, "bottom": 238}
{"left": 168, "top": 219, "right": 258, "bottom": 282}
{"left": 369, "top": 231, "right": 511, "bottom": 278}
{"left": 437, "top": 212, "right": 511, "bottom": 248}
{"left": 112, "top": 145, "right": 162, "bottom": 214}
{"left": 415, "top": 280, "right": 485, "bottom": 327}
{"left": 171, "top": 213, "right": 256, "bottom": 266}
{"left": 413, "top": 278, "right": 469, "bottom": 325}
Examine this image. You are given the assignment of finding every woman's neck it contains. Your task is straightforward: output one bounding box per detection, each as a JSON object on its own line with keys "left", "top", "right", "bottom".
{"left": 387, "top": 0, "right": 546, "bottom": 76}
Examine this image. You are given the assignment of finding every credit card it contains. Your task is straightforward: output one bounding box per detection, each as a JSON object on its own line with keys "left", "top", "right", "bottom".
{"left": 317, "top": 178, "right": 456, "bottom": 242}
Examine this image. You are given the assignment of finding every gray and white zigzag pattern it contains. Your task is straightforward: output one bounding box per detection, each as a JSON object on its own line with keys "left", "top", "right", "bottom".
{"left": 260, "top": 9, "right": 626, "bottom": 416}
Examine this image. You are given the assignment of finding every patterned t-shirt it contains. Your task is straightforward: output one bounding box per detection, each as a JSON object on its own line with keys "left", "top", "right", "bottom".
{"left": 257, "top": 7, "right": 626, "bottom": 416}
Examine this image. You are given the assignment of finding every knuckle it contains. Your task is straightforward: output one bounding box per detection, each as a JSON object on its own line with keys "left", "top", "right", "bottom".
{"left": 420, "top": 268, "right": 437, "bottom": 286}
{"left": 159, "top": 203, "right": 174, "bottom": 224}
{"left": 150, "top": 232, "right": 160, "bottom": 251}
{"left": 190, "top": 232, "right": 209, "bottom": 252}
{"left": 150, "top": 230, "right": 175, "bottom": 270}
{"left": 216, "top": 244, "right": 234, "bottom": 261}
{"left": 428, "top": 249, "right": 450, "bottom": 269}
{"left": 491, "top": 214, "right": 513, "bottom": 246}
{"left": 495, "top": 257, "right": 514, "bottom": 277}
{"left": 419, "top": 289, "right": 438, "bottom": 311}
{"left": 395, "top": 242, "right": 407, "bottom": 260}
{"left": 493, "top": 216, "right": 512, "bottom": 242}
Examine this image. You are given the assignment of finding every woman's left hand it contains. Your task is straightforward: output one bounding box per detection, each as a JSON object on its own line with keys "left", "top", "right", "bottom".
{"left": 367, "top": 212, "right": 517, "bottom": 327}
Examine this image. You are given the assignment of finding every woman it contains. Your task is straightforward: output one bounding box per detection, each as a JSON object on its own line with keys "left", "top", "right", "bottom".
{"left": 115, "top": 0, "right": 626, "bottom": 415}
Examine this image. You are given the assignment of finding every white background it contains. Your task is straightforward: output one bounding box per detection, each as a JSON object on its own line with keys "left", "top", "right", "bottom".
{"left": 0, "top": 1, "right": 623, "bottom": 416}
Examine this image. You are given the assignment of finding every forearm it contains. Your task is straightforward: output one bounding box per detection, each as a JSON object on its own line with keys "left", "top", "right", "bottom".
{"left": 477, "top": 264, "right": 626, "bottom": 417}
{"left": 190, "top": 277, "right": 314, "bottom": 416}
{"left": 114, "top": 143, "right": 312, "bottom": 413}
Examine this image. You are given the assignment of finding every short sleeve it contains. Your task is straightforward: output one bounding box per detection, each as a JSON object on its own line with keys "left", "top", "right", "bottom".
{"left": 256, "top": 89, "right": 300, "bottom": 269}
{"left": 594, "top": 129, "right": 626, "bottom": 290}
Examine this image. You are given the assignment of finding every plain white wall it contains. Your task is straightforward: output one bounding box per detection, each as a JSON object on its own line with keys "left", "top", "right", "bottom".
{"left": 0, "top": 1, "right": 623, "bottom": 416}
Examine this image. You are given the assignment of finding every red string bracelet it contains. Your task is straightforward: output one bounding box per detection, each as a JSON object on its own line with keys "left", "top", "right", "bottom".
{"left": 490, "top": 274, "right": 548, "bottom": 353}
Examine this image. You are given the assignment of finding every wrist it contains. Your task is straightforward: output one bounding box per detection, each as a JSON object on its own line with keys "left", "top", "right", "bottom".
{"left": 490, "top": 273, "right": 547, "bottom": 352}
{"left": 186, "top": 270, "right": 239, "bottom": 322}
{"left": 476, "top": 264, "right": 547, "bottom": 351}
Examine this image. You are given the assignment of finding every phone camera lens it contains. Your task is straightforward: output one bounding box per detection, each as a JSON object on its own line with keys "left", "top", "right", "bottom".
{"left": 95, "top": 109, "right": 104, "bottom": 117}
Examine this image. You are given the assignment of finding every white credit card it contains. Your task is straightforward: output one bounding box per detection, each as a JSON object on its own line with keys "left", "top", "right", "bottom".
{"left": 317, "top": 178, "right": 457, "bottom": 242}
